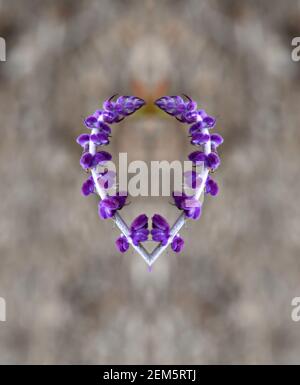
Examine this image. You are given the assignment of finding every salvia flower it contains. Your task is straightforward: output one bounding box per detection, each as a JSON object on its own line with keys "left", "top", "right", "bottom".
{"left": 191, "top": 132, "right": 210, "bottom": 146}
{"left": 205, "top": 176, "right": 219, "bottom": 196}
{"left": 92, "top": 151, "right": 112, "bottom": 166}
{"left": 76, "top": 133, "right": 90, "bottom": 147}
{"left": 188, "top": 151, "right": 220, "bottom": 171}
{"left": 90, "top": 132, "right": 110, "bottom": 146}
{"left": 101, "top": 95, "right": 145, "bottom": 123}
{"left": 155, "top": 95, "right": 217, "bottom": 127}
{"left": 98, "top": 192, "right": 127, "bottom": 219}
{"left": 81, "top": 176, "right": 95, "bottom": 196}
{"left": 151, "top": 214, "right": 170, "bottom": 246}
{"left": 198, "top": 109, "right": 216, "bottom": 128}
{"left": 80, "top": 151, "right": 112, "bottom": 170}
{"left": 80, "top": 152, "right": 94, "bottom": 169}
{"left": 210, "top": 133, "right": 224, "bottom": 151}
{"left": 171, "top": 235, "right": 184, "bottom": 253}
{"left": 172, "top": 192, "right": 202, "bottom": 220}
{"left": 115, "top": 235, "right": 129, "bottom": 253}
{"left": 130, "top": 214, "right": 149, "bottom": 246}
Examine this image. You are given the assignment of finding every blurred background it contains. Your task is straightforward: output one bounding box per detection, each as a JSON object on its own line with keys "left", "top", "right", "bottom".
{"left": 0, "top": 0, "right": 300, "bottom": 364}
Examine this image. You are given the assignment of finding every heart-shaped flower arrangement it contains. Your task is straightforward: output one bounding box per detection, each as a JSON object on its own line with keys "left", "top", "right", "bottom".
{"left": 77, "top": 95, "right": 223, "bottom": 267}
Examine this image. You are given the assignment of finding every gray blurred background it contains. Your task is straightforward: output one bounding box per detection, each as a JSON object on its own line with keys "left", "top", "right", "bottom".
{"left": 0, "top": 0, "right": 300, "bottom": 364}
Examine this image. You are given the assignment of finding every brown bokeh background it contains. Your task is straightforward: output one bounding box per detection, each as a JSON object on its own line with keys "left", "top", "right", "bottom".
{"left": 0, "top": 0, "right": 300, "bottom": 364}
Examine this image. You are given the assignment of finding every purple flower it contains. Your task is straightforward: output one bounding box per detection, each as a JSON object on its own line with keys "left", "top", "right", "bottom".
{"left": 76, "top": 133, "right": 90, "bottom": 147}
{"left": 210, "top": 133, "right": 224, "bottom": 151}
{"left": 188, "top": 151, "right": 220, "bottom": 170}
{"left": 130, "top": 214, "right": 149, "bottom": 246}
{"left": 131, "top": 228, "right": 149, "bottom": 246}
{"left": 115, "top": 235, "right": 129, "bottom": 253}
{"left": 101, "top": 95, "right": 145, "bottom": 123}
{"left": 91, "top": 151, "right": 112, "bottom": 167}
{"left": 171, "top": 235, "right": 184, "bottom": 253}
{"left": 155, "top": 95, "right": 200, "bottom": 123}
{"left": 84, "top": 110, "right": 103, "bottom": 129}
{"left": 205, "top": 152, "right": 220, "bottom": 170}
{"left": 205, "top": 176, "right": 219, "bottom": 196}
{"left": 130, "top": 214, "right": 148, "bottom": 231}
{"left": 151, "top": 214, "right": 170, "bottom": 245}
{"left": 90, "top": 132, "right": 109, "bottom": 146}
{"left": 98, "top": 192, "right": 127, "bottom": 219}
{"left": 188, "top": 151, "right": 207, "bottom": 164}
{"left": 80, "top": 152, "right": 94, "bottom": 169}
{"left": 155, "top": 96, "right": 216, "bottom": 126}
{"left": 81, "top": 176, "right": 95, "bottom": 196}
{"left": 172, "top": 192, "right": 202, "bottom": 220}
{"left": 191, "top": 132, "right": 210, "bottom": 145}
{"left": 189, "top": 122, "right": 204, "bottom": 135}
{"left": 184, "top": 170, "right": 202, "bottom": 189}
{"left": 198, "top": 110, "right": 216, "bottom": 128}
{"left": 80, "top": 151, "right": 112, "bottom": 170}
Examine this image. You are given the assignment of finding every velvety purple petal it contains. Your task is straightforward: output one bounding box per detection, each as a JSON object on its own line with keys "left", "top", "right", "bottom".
{"left": 191, "top": 132, "right": 210, "bottom": 145}
{"left": 103, "top": 98, "right": 115, "bottom": 111}
{"left": 98, "top": 204, "right": 114, "bottom": 219}
{"left": 203, "top": 115, "right": 216, "bottom": 128}
{"left": 131, "top": 228, "right": 149, "bottom": 246}
{"left": 102, "top": 111, "right": 117, "bottom": 124}
{"left": 206, "top": 152, "right": 220, "bottom": 170}
{"left": 81, "top": 176, "right": 94, "bottom": 196}
{"left": 151, "top": 229, "right": 169, "bottom": 245}
{"left": 90, "top": 133, "right": 109, "bottom": 146}
{"left": 186, "top": 100, "right": 197, "bottom": 111}
{"left": 80, "top": 152, "right": 93, "bottom": 169}
{"left": 210, "top": 133, "right": 223, "bottom": 145}
{"left": 92, "top": 151, "right": 112, "bottom": 167}
{"left": 84, "top": 116, "right": 98, "bottom": 129}
{"left": 188, "top": 151, "right": 206, "bottom": 164}
{"left": 205, "top": 177, "right": 219, "bottom": 196}
{"left": 184, "top": 111, "right": 198, "bottom": 123}
{"left": 152, "top": 214, "right": 170, "bottom": 232}
{"left": 189, "top": 122, "right": 204, "bottom": 135}
{"left": 185, "top": 203, "right": 201, "bottom": 220}
{"left": 100, "top": 197, "right": 120, "bottom": 210}
{"left": 171, "top": 235, "right": 184, "bottom": 253}
{"left": 114, "top": 192, "right": 128, "bottom": 209}
{"left": 130, "top": 214, "right": 148, "bottom": 232}
{"left": 115, "top": 235, "right": 129, "bottom": 253}
{"left": 76, "top": 133, "right": 90, "bottom": 147}
{"left": 98, "top": 122, "right": 111, "bottom": 135}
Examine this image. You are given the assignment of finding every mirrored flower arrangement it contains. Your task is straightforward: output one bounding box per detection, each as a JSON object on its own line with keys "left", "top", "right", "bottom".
{"left": 77, "top": 95, "right": 223, "bottom": 267}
